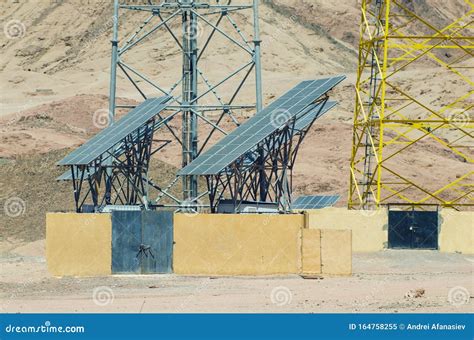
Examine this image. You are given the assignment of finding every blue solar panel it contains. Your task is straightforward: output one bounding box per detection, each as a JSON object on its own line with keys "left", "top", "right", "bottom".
{"left": 57, "top": 116, "right": 169, "bottom": 181}
{"left": 292, "top": 195, "right": 340, "bottom": 210}
{"left": 58, "top": 96, "right": 171, "bottom": 166}
{"left": 294, "top": 101, "right": 337, "bottom": 131}
{"left": 179, "top": 75, "right": 345, "bottom": 176}
{"left": 57, "top": 166, "right": 99, "bottom": 181}
{"left": 233, "top": 100, "right": 338, "bottom": 170}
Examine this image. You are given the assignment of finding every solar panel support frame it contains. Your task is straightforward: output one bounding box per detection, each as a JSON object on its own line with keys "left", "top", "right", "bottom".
{"left": 66, "top": 119, "right": 164, "bottom": 212}
{"left": 204, "top": 96, "right": 331, "bottom": 213}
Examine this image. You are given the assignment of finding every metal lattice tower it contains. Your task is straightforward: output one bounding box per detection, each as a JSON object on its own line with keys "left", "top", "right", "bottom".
{"left": 349, "top": 0, "right": 474, "bottom": 210}
{"left": 107, "top": 0, "right": 263, "bottom": 207}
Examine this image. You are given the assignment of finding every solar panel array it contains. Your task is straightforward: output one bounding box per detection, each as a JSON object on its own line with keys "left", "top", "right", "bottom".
{"left": 58, "top": 96, "right": 171, "bottom": 166}
{"left": 294, "top": 100, "right": 337, "bottom": 131}
{"left": 234, "top": 100, "right": 338, "bottom": 170}
{"left": 58, "top": 121, "right": 164, "bottom": 180}
{"left": 57, "top": 166, "right": 99, "bottom": 181}
{"left": 179, "top": 75, "right": 346, "bottom": 176}
{"left": 292, "top": 195, "right": 340, "bottom": 210}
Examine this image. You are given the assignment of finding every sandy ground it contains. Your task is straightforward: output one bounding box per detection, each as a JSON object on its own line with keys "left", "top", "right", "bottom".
{"left": 0, "top": 241, "right": 472, "bottom": 313}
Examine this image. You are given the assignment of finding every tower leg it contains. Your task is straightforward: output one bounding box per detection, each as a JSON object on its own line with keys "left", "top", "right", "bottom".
{"left": 105, "top": 0, "right": 119, "bottom": 205}
{"left": 181, "top": 1, "right": 199, "bottom": 202}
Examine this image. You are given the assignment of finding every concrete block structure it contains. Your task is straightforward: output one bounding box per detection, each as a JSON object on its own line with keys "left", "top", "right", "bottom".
{"left": 174, "top": 213, "right": 352, "bottom": 276}
{"left": 45, "top": 208, "right": 471, "bottom": 277}
{"left": 305, "top": 208, "right": 387, "bottom": 252}
{"left": 305, "top": 207, "right": 473, "bottom": 254}
{"left": 439, "top": 210, "right": 474, "bottom": 254}
{"left": 173, "top": 214, "right": 304, "bottom": 275}
{"left": 46, "top": 213, "right": 112, "bottom": 276}
{"left": 301, "top": 229, "right": 322, "bottom": 275}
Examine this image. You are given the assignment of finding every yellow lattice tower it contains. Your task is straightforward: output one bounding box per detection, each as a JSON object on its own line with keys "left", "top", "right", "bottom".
{"left": 349, "top": 0, "right": 474, "bottom": 210}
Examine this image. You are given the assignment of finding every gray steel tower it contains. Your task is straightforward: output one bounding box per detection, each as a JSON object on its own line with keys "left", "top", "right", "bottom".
{"left": 107, "top": 0, "right": 263, "bottom": 206}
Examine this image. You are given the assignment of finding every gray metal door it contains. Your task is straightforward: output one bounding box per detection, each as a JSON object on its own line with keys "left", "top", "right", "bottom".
{"left": 112, "top": 210, "right": 173, "bottom": 274}
{"left": 112, "top": 211, "right": 141, "bottom": 273}
{"left": 141, "top": 211, "right": 173, "bottom": 273}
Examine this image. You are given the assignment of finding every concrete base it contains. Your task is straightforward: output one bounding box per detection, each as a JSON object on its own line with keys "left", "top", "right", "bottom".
{"left": 173, "top": 214, "right": 304, "bottom": 275}
{"left": 320, "top": 229, "right": 352, "bottom": 275}
{"left": 174, "top": 213, "right": 352, "bottom": 276}
{"left": 301, "top": 229, "right": 321, "bottom": 274}
{"left": 45, "top": 211, "right": 357, "bottom": 277}
{"left": 305, "top": 208, "right": 473, "bottom": 254}
{"left": 439, "top": 210, "right": 474, "bottom": 254}
{"left": 305, "top": 208, "right": 387, "bottom": 252}
{"left": 46, "top": 213, "right": 112, "bottom": 277}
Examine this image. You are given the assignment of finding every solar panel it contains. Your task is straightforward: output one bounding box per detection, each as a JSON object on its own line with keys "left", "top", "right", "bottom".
{"left": 294, "top": 101, "right": 337, "bottom": 131}
{"left": 57, "top": 115, "right": 172, "bottom": 181}
{"left": 58, "top": 96, "right": 171, "bottom": 166}
{"left": 292, "top": 195, "right": 340, "bottom": 210}
{"left": 233, "top": 100, "right": 338, "bottom": 170}
{"left": 57, "top": 166, "right": 99, "bottom": 181}
{"left": 179, "top": 75, "right": 346, "bottom": 176}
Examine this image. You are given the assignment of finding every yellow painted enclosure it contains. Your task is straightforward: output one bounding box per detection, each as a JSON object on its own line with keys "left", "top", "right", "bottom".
{"left": 46, "top": 213, "right": 112, "bottom": 276}
{"left": 439, "top": 210, "right": 474, "bottom": 254}
{"left": 45, "top": 211, "right": 355, "bottom": 277}
{"left": 301, "top": 229, "right": 321, "bottom": 274}
{"left": 320, "top": 229, "right": 352, "bottom": 275}
{"left": 45, "top": 207, "right": 471, "bottom": 278}
{"left": 305, "top": 208, "right": 472, "bottom": 254}
{"left": 305, "top": 208, "right": 387, "bottom": 252}
{"left": 174, "top": 213, "right": 352, "bottom": 276}
{"left": 173, "top": 214, "right": 304, "bottom": 275}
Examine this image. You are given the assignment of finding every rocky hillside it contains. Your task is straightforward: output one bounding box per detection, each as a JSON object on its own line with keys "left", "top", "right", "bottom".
{"left": 0, "top": 0, "right": 471, "bottom": 241}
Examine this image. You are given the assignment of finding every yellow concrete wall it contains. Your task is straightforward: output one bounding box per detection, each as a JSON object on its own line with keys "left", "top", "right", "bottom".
{"left": 439, "top": 210, "right": 474, "bottom": 254}
{"left": 301, "top": 229, "right": 321, "bottom": 274}
{"left": 46, "top": 213, "right": 112, "bottom": 276}
{"left": 321, "top": 229, "right": 352, "bottom": 275}
{"left": 173, "top": 213, "right": 304, "bottom": 275}
{"left": 305, "top": 208, "right": 387, "bottom": 252}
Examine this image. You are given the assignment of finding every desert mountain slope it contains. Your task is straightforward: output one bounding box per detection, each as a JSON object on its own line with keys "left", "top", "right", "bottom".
{"left": 0, "top": 0, "right": 471, "bottom": 240}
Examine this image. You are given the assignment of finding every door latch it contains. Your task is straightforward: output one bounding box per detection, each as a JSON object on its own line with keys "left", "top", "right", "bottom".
{"left": 136, "top": 244, "right": 155, "bottom": 259}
